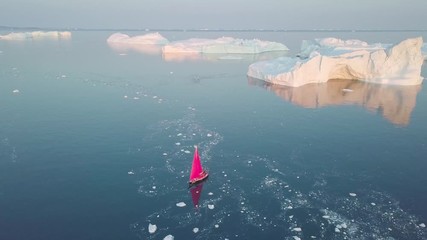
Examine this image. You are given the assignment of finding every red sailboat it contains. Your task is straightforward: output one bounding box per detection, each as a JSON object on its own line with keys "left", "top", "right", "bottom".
{"left": 189, "top": 146, "right": 209, "bottom": 186}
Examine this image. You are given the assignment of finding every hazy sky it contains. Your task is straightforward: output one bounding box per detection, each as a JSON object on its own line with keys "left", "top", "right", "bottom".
{"left": 1, "top": 0, "right": 426, "bottom": 30}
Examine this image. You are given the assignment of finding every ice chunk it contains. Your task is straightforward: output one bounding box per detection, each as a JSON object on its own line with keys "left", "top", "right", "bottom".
{"left": 163, "top": 37, "right": 288, "bottom": 54}
{"left": 107, "top": 32, "right": 169, "bottom": 45}
{"left": 292, "top": 227, "right": 302, "bottom": 232}
{"left": 208, "top": 204, "right": 215, "bottom": 210}
{"left": 214, "top": 224, "right": 219, "bottom": 228}
{"left": 12, "top": 89, "right": 20, "bottom": 93}
{"left": 176, "top": 202, "right": 186, "bottom": 207}
{"left": 248, "top": 37, "right": 424, "bottom": 87}
{"left": 420, "top": 223, "right": 426, "bottom": 228}
{"left": 163, "top": 234, "right": 174, "bottom": 240}
{"left": 127, "top": 171, "right": 134, "bottom": 175}
{"left": 208, "top": 192, "right": 213, "bottom": 196}
{"left": 349, "top": 193, "right": 357, "bottom": 197}
{"left": 193, "top": 227, "right": 199, "bottom": 233}
{"left": 293, "top": 237, "right": 301, "bottom": 240}
{"left": 107, "top": 32, "right": 168, "bottom": 55}
{"left": 148, "top": 223, "right": 157, "bottom": 234}
{"left": 0, "top": 31, "right": 71, "bottom": 40}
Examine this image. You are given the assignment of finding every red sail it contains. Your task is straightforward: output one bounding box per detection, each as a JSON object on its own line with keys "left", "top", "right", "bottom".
{"left": 189, "top": 147, "right": 203, "bottom": 181}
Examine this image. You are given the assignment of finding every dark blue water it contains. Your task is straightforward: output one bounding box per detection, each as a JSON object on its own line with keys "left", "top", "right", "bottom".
{"left": 1, "top": 31, "right": 427, "bottom": 240}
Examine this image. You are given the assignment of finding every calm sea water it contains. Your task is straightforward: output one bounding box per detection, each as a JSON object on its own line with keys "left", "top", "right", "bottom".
{"left": 1, "top": 31, "right": 427, "bottom": 240}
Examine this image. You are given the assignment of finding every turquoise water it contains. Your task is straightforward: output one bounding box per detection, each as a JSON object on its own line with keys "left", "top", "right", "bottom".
{"left": 1, "top": 31, "right": 427, "bottom": 240}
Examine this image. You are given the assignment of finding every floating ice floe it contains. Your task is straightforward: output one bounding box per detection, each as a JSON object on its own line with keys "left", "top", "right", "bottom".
{"left": 176, "top": 202, "right": 186, "bottom": 207}
{"left": 349, "top": 193, "right": 357, "bottom": 197}
{"left": 163, "top": 234, "right": 174, "bottom": 240}
{"left": 292, "top": 227, "right": 302, "bottom": 232}
{"left": 107, "top": 32, "right": 168, "bottom": 55}
{"left": 127, "top": 171, "right": 134, "bottom": 175}
{"left": 12, "top": 89, "right": 20, "bottom": 93}
{"left": 420, "top": 223, "right": 426, "bottom": 228}
{"left": 107, "top": 32, "right": 169, "bottom": 45}
{"left": 208, "top": 204, "right": 215, "bottom": 210}
{"left": 193, "top": 227, "right": 199, "bottom": 233}
{"left": 163, "top": 37, "right": 288, "bottom": 54}
{"left": 208, "top": 192, "right": 214, "bottom": 196}
{"left": 247, "top": 37, "right": 424, "bottom": 87}
{"left": 0, "top": 31, "right": 71, "bottom": 40}
{"left": 293, "top": 236, "right": 301, "bottom": 240}
{"left": 148, "top": 223, "right": 157, "bottom": 234}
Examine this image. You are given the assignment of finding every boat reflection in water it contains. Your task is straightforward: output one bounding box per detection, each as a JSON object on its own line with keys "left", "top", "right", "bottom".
{"left": 248, "top": 77, "right": 422, "bottom": 126}
{"left": 190, "top": 183, "right": 204, "bottom": 209}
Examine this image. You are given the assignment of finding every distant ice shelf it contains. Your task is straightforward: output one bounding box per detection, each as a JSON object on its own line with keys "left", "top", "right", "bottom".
{"left": 0, "top": 31, "right": 71, "bottom": 40}
{"left": 247, "top": 37, "right": 424, "bottom": 87}
{"left": 107, "top": 32, "right": 289, "bottom": 59}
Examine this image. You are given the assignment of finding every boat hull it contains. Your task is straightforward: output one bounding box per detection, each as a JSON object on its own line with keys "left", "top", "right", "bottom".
{"left": 189, "top": 171, "right": 209, "bottom": 187}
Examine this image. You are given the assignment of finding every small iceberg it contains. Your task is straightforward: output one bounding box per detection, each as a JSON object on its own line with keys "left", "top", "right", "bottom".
{"left": 148, "top": 223, "right": 157, "bottom": 234}
{"left": 163, "top": 234, "right": 174, "bottom": 240}
{"left": 0, "top": 31, "right": 71, "bottom": 40}
{"left": 349, "top": 193, "right": 357, "bottom": 197}
{"left": 208, "top": 204, "right": 215, "bottom": 210}
{"left": 176, "top": 202, "right": 186, "bottom": 207}
{"left": 193, "top": 227, "right": 199, "bottom": 233}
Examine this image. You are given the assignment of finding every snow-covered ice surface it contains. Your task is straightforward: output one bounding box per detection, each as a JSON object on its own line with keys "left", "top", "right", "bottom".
{"left": 248, "top": 37, "right": 424, "bottom": 87}
{"left": 0, "top": 31, "right": 71, "bottom": 40}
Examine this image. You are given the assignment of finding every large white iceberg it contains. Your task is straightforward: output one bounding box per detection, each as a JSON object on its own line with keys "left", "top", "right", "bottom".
{"left": 162, "top": 37, "right": 288, "bottom": 54}
{"left": 0, "top": 31, "right": 71, "bottom": 40}
{"left": 248, "top": 37, "right": 424, "bottom": 87}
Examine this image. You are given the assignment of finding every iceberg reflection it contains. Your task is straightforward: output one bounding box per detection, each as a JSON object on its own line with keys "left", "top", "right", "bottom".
{"left": 107, "top": 42, "right": 163, "bottom": 55}
{"left": 162, "top": 51, "right": 289, "bottom": 62}
{"left": 248, "top": 77, "right": 421, "bottom": 126}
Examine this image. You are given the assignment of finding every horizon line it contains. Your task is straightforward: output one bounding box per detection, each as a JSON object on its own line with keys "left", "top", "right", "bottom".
{"left": 1, "top": 26, "right": 427, "bottom": 33}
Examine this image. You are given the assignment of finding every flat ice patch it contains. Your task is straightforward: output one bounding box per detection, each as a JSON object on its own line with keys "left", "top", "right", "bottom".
{"left": 349, "top": 193, "right": 357, "bottom": 197}
{"left": 292, "top": 227, "right": 302, "bottom": 232}
{"left": 176, "top": 202, "right": 186, "bottom": 207}
{"left": 148, "top": 223, "right": 157, "bottom": 234}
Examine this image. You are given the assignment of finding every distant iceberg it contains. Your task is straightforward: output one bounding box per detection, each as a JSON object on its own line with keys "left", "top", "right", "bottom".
{"left": 248, "top": 37, "right": 424, "bottom": 87}
{"left": 162, "top": 37, "right": 289, "bottom": 54}
{"left": 0, "top": 31, "right": 71, "bottom": 40}
{"left": 107, "top": 32, "right": 169, "bottom": 45}
{"left": 107, "top": 32, "right": 169, "bottom": 55}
